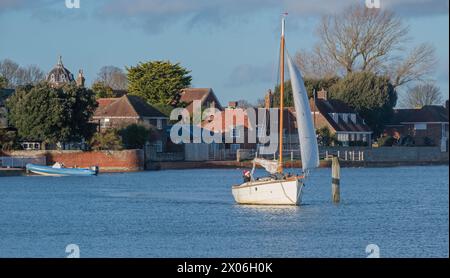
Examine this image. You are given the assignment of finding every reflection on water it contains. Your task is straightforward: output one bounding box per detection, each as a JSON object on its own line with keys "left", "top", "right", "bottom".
{"left": 0, "top": 166, "right": 448, "bottom": 258}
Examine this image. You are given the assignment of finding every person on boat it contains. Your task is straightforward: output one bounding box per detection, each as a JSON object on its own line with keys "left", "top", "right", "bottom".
{"left": 52, "top": 162, "right": 64, "bottom": 169}
{"left": 243, "top": 170, "right": 251, "bottom": 183}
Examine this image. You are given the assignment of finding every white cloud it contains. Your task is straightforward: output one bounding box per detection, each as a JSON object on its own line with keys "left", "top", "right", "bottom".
{"left": 2, "top": 0, "right": 447, "bottom": 31}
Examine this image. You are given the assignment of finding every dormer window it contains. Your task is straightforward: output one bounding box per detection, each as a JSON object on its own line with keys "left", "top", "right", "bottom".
{"left": 341, "top": 113, "right": 348, "bottom": 124}
{"left": 329, "top": 113, "right": 338, "bottom": 123}
{"left": 157, "top": 119, "right": 163, "bottom": 130}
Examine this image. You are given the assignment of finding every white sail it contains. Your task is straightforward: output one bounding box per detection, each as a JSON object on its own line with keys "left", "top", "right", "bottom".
{"left": 286, "top": 54, "right": 320, "bottom": 171}
{"left": 253, "top": 158, "right": 278, "bottom": 174}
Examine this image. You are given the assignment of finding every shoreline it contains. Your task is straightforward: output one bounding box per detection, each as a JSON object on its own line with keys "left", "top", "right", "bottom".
{"left": 148, "top": 160, "right": 449, "bottom": 170}
{"left": 1, "top": 160, "right": 448, "bottom": 176}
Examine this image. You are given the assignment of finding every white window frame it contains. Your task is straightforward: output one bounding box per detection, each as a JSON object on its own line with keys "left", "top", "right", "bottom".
{"left": 350, "top": 114, "right": 357, "bottom": 124}
{"left": 156, "top": 119, "right": 163, "bottom": 130}
{"left": 230, "top": 126, "right": 240, "bottom": 138}
{"left": 101, "top": 118, "right": 110, "bottom": 128}
{"left": 414, "top": 123, "right": 427, "bottom": 130}
{"left": 329, "top": 113, "right": 339, "bottom": 123}
{"left": 341, "top": 113, "right": 348, "bottom": 124}
{"left": 155, "top": 140, "right": 163, "bottom": 153}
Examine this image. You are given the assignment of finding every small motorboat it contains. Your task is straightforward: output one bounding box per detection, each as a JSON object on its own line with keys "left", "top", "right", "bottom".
{"left": 26, "top": 163, "right": 98, "bottom": 176}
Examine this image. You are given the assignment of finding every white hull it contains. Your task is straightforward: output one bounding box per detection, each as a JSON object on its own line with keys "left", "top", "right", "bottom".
{"left": 232, "top": 177, "right": 303, "bottom": 205}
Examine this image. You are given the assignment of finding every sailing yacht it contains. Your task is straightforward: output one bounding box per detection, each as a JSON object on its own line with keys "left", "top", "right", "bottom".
{"left": 231, "top": 16, "right": 320, "bottom": 205}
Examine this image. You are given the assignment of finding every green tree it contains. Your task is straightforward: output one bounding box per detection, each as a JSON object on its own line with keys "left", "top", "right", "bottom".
{"left": 7, "top": 83, "right": 97, "bottom": 144}
{"left": 119, "top": 124, "right": 149, "bottom": 149}
{"left": 90, "top": 129, "right": 123, "bottom": 150}
{"left": 127, "top": 61, "right": 192, "bottom": 105}
{"left": 316, "top": 127, "right": 338, "bottom": 147}
{"left": 272, "top": 77, "right": 340, "bottom": 107}
{"left": 330, "top": 72, "right": 397, "bottom": 135}
{"left": 0, "top": 75, "right": 8, "bottom": 89}
{"left": 92, "top": 81, "right": 115, "bottom": 99}
{"left": 0, "top": 129, "right": 19, "bottom": 151}
{"left": 377, "top": 136, "right": 397, "bottom": 147}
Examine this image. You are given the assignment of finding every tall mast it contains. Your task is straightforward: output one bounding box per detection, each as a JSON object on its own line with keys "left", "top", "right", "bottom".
{"left": 278, "top": 16, "right": 286, "bottom": 173}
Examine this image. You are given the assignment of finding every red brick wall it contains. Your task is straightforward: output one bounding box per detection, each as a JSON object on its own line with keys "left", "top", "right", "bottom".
{"left": 6, "top": 150, "right": 144, "bottom": 172}
{"left": 46, "top": 150, "right": 144, "bottom": 172}
{"left": 385, "top": 123, "right": 446, "bottom": 146}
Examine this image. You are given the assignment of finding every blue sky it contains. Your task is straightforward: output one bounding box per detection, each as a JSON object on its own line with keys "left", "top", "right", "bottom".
{"left": 0, "top": 0, "right": 448, "bottom": 105}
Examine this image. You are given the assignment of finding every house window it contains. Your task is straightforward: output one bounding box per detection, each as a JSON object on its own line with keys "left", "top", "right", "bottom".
{"left": 350, "top": 114, "right": 357, "bottom": 124}
{"left": 50, "top": 74, "right": 55, "bottom": 82}
{"left": 329, "top": 113, "right": 339, "bottom": 123}
{"left": 60, "top": 74, "right": 66, "bottom": 82}
{"left": 155, "top": 140, "right": 163, "bottom": 153}
{"left": 230, "top": 126, "right": 240, "bottom": 138}
{"left": 257, "top": 125, "right": 266, "bottom": 138}
{"left": 101, "top": 118, "right": 110, "bottom": 128}
{"left": 157, "top": 119, "right": 163, "bottom": 130}
{"left": 341, "top": 113, "right": 348, "bottom": 123}
{"left": 230, "top": 144, "right": 240, "bottom": 152}
{"left": 414, "top": 123, "right": 427, "bottom": 130}
{"left": 337, "top": 133, "right": 349, "bottom": 142}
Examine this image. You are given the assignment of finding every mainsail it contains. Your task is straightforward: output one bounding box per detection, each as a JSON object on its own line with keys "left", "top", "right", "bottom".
{"left": 286, "top": 54, "right": 320, "bottom": 171}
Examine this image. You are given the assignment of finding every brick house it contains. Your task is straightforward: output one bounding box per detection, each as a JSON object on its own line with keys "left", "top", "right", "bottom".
{"left": 310, "top": 89, "right": 373, "bottom": 146}
{"left": 93, "top": 95, "right": 169, "bottom": 152}
{"left": 384, "top": 101, "right": 449, "bottom": 150}
{"left": 170, "top": 88, "right": 223, "bottom": 114}
{"left": 198, "top": 89, "right": 374, "bottom": 152}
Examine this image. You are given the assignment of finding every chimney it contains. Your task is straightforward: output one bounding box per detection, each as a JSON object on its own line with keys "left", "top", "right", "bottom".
{"left": 317, "top": 88, "right": 328, "bottom": 100}
{"left": 265, "top": 89, "right": 273, "bottom": 109}
{"left": 76, "top": 69, "right": 85, "bottom": 88}
{"left": 228, "top": 101, "right": 238, "bottom": 109}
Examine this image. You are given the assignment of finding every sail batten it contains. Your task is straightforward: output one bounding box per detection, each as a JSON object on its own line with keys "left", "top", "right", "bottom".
{"left": 286, "top": 54, "right": 320, "bottom": 171}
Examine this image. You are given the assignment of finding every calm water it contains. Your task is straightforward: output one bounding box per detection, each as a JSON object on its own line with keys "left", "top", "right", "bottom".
{"left": 0, "top": 166, "right": 448, "bottom": 258}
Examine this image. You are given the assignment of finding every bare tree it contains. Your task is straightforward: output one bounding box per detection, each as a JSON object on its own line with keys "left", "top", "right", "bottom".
{"left": 256, "top": 98, "right": 266, "bottom": 108}
{"left": 0, "top": 59, "right": 20, "bottom": 86}
{"left": 296, "top": 4, "right": 436, "bottom": 87}
{"left": 296, "top": 47, "right": 342, "bottom": 79}
{"left": 0, "top": 59, "right": 45, "bottom": 87}
{"left": 96, "top": 66, "right": 128, "bottom": 90}
{"left": 17, "top": 65, "right": 45, "bottom": 85}
{"left": 392, "top": 44, "right": 436, "bottom": 87}
{"left": 401, "top": 83, "right": 443, "bottom": 108}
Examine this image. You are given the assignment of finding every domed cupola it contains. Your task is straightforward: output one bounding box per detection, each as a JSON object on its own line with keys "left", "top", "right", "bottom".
{"left": 46, "top": 56, "right": 75, "bottom": 87}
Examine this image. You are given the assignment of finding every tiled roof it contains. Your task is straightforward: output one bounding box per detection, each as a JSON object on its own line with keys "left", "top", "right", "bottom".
{"left": 94, "top": 95, "right": 167, "bottom": 119}
{"left": 171, "top": 88, "right": 223, "bottom": 113}
{"left": 387, "top": 105, "right": 449, "bottom": 124}
{"left": 201, "top": 108, "right": 299, "bottom": 134}
{"left": 313, "top": 99, "right": 372, "bottom": 133}
{"left": 96, "top": 98, "right": 116, "bottom": 108}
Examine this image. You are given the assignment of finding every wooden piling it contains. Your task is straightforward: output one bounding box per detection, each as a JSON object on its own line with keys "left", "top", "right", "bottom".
{"left": 332, "top": 156, "right": 340, "bottom": 203}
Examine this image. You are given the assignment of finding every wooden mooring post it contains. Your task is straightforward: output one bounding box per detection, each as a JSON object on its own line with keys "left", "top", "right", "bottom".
{"left": 332, "top": 156, "right": 340, "bottom": 203}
